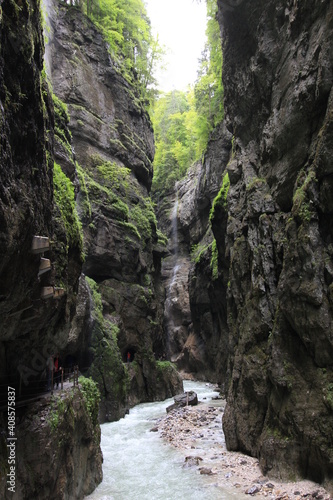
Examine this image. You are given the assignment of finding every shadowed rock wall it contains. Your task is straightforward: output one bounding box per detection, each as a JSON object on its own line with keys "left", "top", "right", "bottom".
{"left": 215, "top": 0, "right": 333, "bottom": 490}
{"left": 0, "top": 0, "right": 83, "bottom": 399}
{"left": 0, "top": 0, "right": 102, "bottom": 496}
{"left": 157, "top": 0, "right": 333, "bottom": 491}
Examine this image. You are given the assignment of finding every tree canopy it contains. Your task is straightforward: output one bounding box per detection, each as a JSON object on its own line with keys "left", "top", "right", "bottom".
{"left": 151, "top": 90, "right": 198, "bottom": 195}
{"left": 151, "top": 0, "right": 223, "bottom": 197}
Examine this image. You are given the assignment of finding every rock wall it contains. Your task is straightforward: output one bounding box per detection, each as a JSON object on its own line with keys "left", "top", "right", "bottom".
{"left": 0, "top": 389, "right": 102, "bottom": 499}
{"left": 0, "top": 0, "right": 102, "bottom": 495}
{"left": 0, "top": 0, "right": 85, "bottom": 396}
{"left": 215, "top": 0, "right": 333, "bottom": 490}
{"left": 0, "top": 0, "right": 52, "bottom": 376}
{"left": 157, "top": 0, "right": 333, "bottom": 491}
{"left": 45, "top": 1, "right": 182, "bottom": 420}
{"left": 157, "top": 124, "right": 232, "bottom": 384}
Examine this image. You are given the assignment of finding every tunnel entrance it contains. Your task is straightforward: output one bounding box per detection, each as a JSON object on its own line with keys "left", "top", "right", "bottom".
{"left": 123, "top": 347, "right": 136, "bottom": 363}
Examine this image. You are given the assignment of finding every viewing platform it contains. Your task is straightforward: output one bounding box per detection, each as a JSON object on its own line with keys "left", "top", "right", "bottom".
{"left": 41, "top": 286, "right": 65, "bottom": 300}
{"left": 41, "top": 286, "right": 54, "bottom": 300}
{"left": 31, "top": 236, "right": 50, "bottom": 254}
{"left": 38, "top": 258, "right": 52, "bottom": 276}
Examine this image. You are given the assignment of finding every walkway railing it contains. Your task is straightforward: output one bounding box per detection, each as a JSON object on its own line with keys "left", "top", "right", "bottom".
{"left": 0, "top": 364, "right": 89, "bottom": 411}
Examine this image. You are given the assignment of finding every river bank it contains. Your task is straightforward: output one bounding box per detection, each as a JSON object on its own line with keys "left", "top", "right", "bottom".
{"left": 155, "top": 390, "right": 332, "bottom": 500}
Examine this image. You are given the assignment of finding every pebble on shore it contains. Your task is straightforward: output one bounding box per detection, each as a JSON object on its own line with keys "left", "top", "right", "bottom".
{"left": 153, "top": 402, "right": 332, "bottom": 500}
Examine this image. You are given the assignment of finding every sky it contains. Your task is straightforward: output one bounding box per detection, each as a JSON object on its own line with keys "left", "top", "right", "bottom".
{"left": 144, "top": 0, "right": 208, "bottom": 92}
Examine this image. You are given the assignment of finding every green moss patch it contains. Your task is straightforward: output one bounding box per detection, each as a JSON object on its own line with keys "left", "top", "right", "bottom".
{"left": 209, "top": 172, "right": 230, "bottom": 222}
{"left": 53, "top": 162, "right": 83, "bottom": 251}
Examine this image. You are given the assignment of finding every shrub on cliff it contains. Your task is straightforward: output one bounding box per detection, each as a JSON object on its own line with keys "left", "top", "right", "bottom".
{"left": 79, "top": 376, "right": 101, "bottom": 427}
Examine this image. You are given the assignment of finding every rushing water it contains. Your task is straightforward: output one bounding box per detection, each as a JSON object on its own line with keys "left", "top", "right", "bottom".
{"left": 171, "top": 194, "right": 179, "bottom": 258}
{"left": 85, "top": 381, "right": 248, "bottom": 500}
{"left": 164, "top": 194, "right": 181, "bottom": 358}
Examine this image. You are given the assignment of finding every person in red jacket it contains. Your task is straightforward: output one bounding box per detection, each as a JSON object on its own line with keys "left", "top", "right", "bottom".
{"left": 54, "top": 353, "right": 62, "bottom": 389}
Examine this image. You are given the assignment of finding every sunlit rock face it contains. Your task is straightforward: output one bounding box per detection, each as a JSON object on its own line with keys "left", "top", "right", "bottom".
{"left": 46, "top": 2, "right": 182, "bottom": 420}
{"left": 215, "top": 0, "right": 333, "bottom": 490}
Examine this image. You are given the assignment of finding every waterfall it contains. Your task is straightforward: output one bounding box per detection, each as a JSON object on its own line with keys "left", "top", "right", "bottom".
{"left": 162, "top": 191, "right": 191, "bottom": 362}
{"left": 164, "top": 194, "right": 181, "bottom": 358}
{"left": 42, "top": 0, "right": 56, "bottom": 80}
{"left": 171, "top": 193, "right": 179, "bottom": 259}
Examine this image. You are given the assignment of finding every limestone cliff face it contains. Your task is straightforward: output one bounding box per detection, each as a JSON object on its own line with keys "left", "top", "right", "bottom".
{"left": 215, "top": 0, "right": 333, "bottom": 490}
{"left": 0, "top": 390, "right": 102, "bottom": 499}
{"left": 46, "top": 1, "right": 182, "bottom": 420}
{"left": 159, "top": 0, "right": 333, "bottom": 490}
{"left": 0, "top": 0, "right": 85, "bottom": 393}
{"left": 0, "top": 0, "right": 102, "bottom": 495}
{"left": 0, "top": 0, "right": 52, "bottom": 370}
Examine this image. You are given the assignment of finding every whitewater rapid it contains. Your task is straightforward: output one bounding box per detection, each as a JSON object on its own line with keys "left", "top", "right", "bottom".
{"left": 85, "top": 381, "right": 248, "bottom": 500}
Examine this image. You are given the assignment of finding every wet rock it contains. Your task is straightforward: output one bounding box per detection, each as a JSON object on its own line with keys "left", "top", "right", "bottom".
{"left": 183, "top": 456, "right": 203, "bottom": 468}
{"left": 1, "top": 392, "right": 102, "bottom": 498}
{"left": 200, "top": 467, "right": 214, "bottom": 475}
{"left": 166, "top": 391, "right": 198, "bottom": 412}
{"left": 245, "top": 485, "right": 261, "bottom": 495}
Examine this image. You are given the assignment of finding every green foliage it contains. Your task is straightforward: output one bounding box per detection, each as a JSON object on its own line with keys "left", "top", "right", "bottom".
{"left": 194, "top": 0, "right": 224, "bottom": 145}
{"left": 156, "top": 360, "right": 175, "bottom": 373}
{"left": 82, "top": 155, "right": 131, "bottom": 222}
{"left": 324, "top": 383, "right": 333, "bottom": 411}
{"left": 52, "top": 92, "right": 73, "bottom": 158}
{"left": 155, "top": 361, "right": 177, "bottom": 383}
{"left": 190, "top": 242, "right": 210, "bottom": 264}
{"left": 209, "top": 172, "right": 230, "bottom": 221}
{"left": 246, "top": 177, "right": 266, "bottom": 191}
{"left": 190, "top": 238, "right": 219, "bottom": 280}
{"left": 129, "top": 197, "right": 157, "bottom": 244}
{"left": 48, "top": 396, "right": 65, "bottom": 432}
{"left": 85, "top": 276, "right": 104, "bottom": 324}
{"left": 151, "top": 90, "right": 199, "bottom": 196}
{"left": 81, "top": 152, "right": 158, "bottom": 245}
{"left": 78, "top": 375, "right": 101, "bottom": 426}
{"left": 53, "top": 93, "right": 70, "bottom": 126}
{"left": 156, "top": 228, "right": 168, "bottom": 246}
{"left": 85, "top": 277, "right": 130, "bottom": 406}
{"left": 78, "top": 0, "right": 164, "bottom": 105}
{"left": 53, "top": 162, "right": 83, "bottom": 252}
{"left": 119, "top": 221, "right": 141, "bottom": 240}
{"left": 76, "top": 163, "right": 92, "bottom": 220}
{"left": 92, "top": 155, "right": 131, "bottom": 192}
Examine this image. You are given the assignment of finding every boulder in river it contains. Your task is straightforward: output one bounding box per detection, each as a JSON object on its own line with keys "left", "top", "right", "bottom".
{"left": 166, "top": 391, "right": 198, "bottom": 413}
{"left": 183, "top": 456, "right": 203, "bottom": 468}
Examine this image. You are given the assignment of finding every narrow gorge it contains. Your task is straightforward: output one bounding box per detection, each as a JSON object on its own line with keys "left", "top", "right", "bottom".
{"left": 0, "top": 0, "right": 332, "bottom": 498}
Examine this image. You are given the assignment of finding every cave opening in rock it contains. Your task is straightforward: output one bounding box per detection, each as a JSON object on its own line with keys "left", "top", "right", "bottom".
{"left": 123, "top": 347, "right": 136, "bottom": 363}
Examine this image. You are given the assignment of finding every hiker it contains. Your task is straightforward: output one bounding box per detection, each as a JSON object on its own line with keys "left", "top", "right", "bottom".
{"left": 127, "top": 351, "right": 131, "bottom": 363}
{"left": 54, "top": 353, "right": 62, "bottom": 389}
